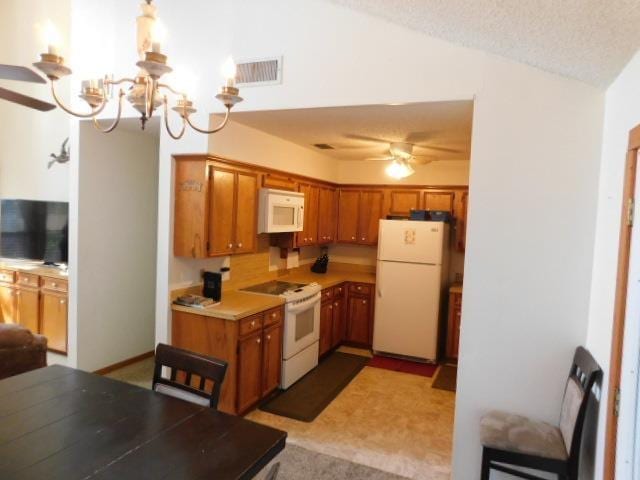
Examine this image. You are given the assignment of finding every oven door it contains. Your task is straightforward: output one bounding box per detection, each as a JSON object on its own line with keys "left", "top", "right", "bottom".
{"left": 283, "top": 292, "right": 321, "bottom": 360}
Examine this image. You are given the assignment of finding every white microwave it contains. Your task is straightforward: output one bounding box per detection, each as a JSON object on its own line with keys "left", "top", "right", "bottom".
{"left": 258, "top": 188, "right": 305, "bottom": 233}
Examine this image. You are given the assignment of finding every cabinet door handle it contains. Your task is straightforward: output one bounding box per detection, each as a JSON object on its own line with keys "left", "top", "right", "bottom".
{"left": 250, "top": 320, "right": 255, "bottom": 327}
{"left": 52, "top": 282, "right": 57, "bottom": 288}
{"left": 237, "top": 242, "right": 243, "bottom": 248}
{"left": 351, "top": 236, "right": 355, "bottom": 240}
{"left": 361, "top": 237, "right": 365, "bottom": 241}
{"left": 228, "top": 243, "right": 233, "bottom": 249}
{"left": 266, "top": 335, "right": 271, "bottom": 341}
{"left": 60, "top": 299, "right": 66, "bottom": 305}
{"left": 271, "top": 312, "right": 277, "bottom": 318}
{"left": 357, "top": 286, "right": 362, "bottom": 291}
{"left": 334, "top": 302, "right": 338, "bottom": 307}
{"left": 256, "top": 337, "right": 261, "bottom": 344}
{"left": 16, "top": 291, "right": 20, "bottom": 297}
{"left": 362, "top": 300, "right": 367, "bottom": 305}
{"left": 329, "top": 305, "right": 333, "bottom": 310}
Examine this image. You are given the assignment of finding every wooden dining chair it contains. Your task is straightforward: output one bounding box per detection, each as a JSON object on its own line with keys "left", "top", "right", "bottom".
{"left": 479, "top": 346, "right": 602, "bottom": 480}
{"left": 152, "top": 343, "right": 228, "bottom": 409}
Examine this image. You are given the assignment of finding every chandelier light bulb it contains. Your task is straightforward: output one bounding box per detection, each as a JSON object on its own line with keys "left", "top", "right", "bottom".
{"left": 38, "top": 19, "right": 63, "bottom": 56}
{"left": 221, "top": 56, "right": 237, "bottom": 87}
{"left": 150, "top": 19, "right": 167, "bottom": 53}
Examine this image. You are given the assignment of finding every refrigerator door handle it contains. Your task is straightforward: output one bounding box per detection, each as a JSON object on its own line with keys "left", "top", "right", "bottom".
{"left": 377, "top": 264, "right": 382, "bottom": 298}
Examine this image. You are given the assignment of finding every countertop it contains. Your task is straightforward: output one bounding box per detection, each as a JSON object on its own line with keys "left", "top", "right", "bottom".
{"left": 0, "top": 260, "right": 68, "bottom": 280}
{"left": 171, "top": 268, "right": 376, "bottom": 321}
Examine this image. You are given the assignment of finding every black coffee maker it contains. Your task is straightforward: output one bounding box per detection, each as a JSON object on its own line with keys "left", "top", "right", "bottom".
{"left": 202, "top": 271, "right": 222, "bottom": 301}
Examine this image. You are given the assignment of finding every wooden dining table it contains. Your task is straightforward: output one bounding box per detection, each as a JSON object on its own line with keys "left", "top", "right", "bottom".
{"left": 0, "top": 365, "right": 287, "bottom": 479}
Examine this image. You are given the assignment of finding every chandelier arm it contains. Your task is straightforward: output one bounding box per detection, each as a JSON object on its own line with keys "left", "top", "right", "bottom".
{"left": 50, "top": 80, "right": 108, "bottom": 119}
{"left": 107, "top": 77, "right": 136, "bottom": 86}
{"left": 157, "top": 82, "right": 184, "bottom": 96}
{"left": 185, "top": 107, "right": 230, "bottom": 134}
{"left": 163, "top": 97, "right": 186, "bottom": 140}
{"left": 91, "top": 90, "right": 125, "bottom": 134}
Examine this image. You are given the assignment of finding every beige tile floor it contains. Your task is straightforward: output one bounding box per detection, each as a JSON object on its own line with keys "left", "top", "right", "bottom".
{"left": 106, "top": 348, "right": 455, "bottom": 480}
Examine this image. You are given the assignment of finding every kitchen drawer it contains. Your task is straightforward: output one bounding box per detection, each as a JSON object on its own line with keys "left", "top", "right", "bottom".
{"left": 263, "top": 307, "right": 283, "bottom": 327}
{"left": 321, "top": 288, "right": 333, "bottom": 303}
{"left": 41, "top": 276, "right": 68, "bottom": 293}
{"left": 349, "top": 283, "right": 373, "bottom": 296}
{"left": 16, "top": 272, "right": 39, "bottom": 288}
{"left": 333, "top": 284, "right": 345, "bottom": 299}
{"left": 239, "top": 313, "right": 263, "bottom": 337}
{"left": 0, "top": 269, "right": 15, "bottom": 284}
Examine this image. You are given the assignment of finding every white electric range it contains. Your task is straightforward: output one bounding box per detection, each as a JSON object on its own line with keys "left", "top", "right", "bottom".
{"left": 241, "top": 280, "right": 322, "bottom": 389}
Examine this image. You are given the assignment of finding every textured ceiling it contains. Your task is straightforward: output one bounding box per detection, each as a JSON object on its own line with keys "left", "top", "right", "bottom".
{"left": 327, "top": 0, "right": 640, "bottom": 87}
{"left": 228, "top": 101, "right": 473, "bottom": 163}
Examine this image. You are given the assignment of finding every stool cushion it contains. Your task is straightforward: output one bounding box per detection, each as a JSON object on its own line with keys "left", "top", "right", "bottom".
{"left": 480, "top": 410, "right": 568, "bottom": 461}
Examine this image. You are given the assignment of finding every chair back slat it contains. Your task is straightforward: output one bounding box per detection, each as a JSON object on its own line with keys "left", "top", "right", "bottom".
{"left": 562, "top": 346, "right": 602, "bottom": 474}
{"left": 152, "top": 343, "right": 228, "bottom": 409}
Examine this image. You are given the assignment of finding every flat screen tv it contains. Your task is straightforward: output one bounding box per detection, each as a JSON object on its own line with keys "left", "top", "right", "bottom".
{"left": 0, "top": 199, "right": 68, "bottom": 264}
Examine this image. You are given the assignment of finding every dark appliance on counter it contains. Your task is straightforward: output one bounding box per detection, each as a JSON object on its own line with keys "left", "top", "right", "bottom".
{"left": 202, "top": 271, "right": 222, "bottom": 301}
{"left": 311, "top": 251, "right": 329, "bottom": 274}
{"left": 409, "top": 209, "right": 452, "bottom": 223}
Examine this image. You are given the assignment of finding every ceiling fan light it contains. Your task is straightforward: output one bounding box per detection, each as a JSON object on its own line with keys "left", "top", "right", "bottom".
{"left": 385, "top": 159, "right": 414, "bottom": 179}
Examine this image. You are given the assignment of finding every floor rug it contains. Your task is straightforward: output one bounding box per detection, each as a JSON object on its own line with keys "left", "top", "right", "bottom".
{"left": 257, "top": 443, "right": 410, "bottom": 480}
{"left": 260, "top": 352, "right": 369, "bottom": 422}
{"left": 432, "top": 365, "right": 457, "bottom": 392}
{"left": 367, "top": 355, "right": 438, "bottom": 378}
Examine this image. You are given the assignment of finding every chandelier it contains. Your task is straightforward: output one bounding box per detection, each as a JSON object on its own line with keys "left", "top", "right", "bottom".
{"left": 32, "top": 0, "right": 242, "bottom": 138}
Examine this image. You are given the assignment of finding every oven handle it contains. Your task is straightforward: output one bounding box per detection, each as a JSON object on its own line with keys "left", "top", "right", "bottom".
{"left": 286, "top": 292, "right": 321, "bottom": 314}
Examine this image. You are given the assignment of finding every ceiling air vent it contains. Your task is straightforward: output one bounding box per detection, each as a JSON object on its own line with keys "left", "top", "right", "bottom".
{"left": 313, "top": 143, "right": 334, "bottom": 150}
{"left": 236, "top": 57, "right": 283, "bottom": 87}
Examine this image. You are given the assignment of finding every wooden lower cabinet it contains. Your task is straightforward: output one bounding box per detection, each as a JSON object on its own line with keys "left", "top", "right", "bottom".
{"left": 345, "top": 287, "right": 374, "bottom": 347}
{"left": 172, "top": 305, "right": 284, "bottom": 415}
{"left": 446, "top": 287, "right": 463, "bottom": 360}
{"left": 0, "top": 283, "right": 16, "bottom": 324}
{"left": 40, "top": 290, "right": 68, "bottom": 353}
{"left": 237, "top": 331, "right": 263, "bottom": 414}
{"left": 319, "top": 301, "right": 334, "bottom": 357}
{"left": 319, "top": 282, "right": 373, "bottom": 353}
{"left": 262, "top": 323, "right": 283, "bottom": 397}
{"left": 16, "top": 288, "right": 39, "bottom": 334}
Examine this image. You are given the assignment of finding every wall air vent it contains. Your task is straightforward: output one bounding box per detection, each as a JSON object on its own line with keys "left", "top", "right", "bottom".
{"left": 236, "top": 57, "right": 283, "bottom": 87}
{"left": 313, "top": 143, "right": 335, "bottom": 150}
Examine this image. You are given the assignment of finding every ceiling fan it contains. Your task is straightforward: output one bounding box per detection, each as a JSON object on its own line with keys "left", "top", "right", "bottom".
{"left": 0, "top": 64, "right": 56, "bottom": 111}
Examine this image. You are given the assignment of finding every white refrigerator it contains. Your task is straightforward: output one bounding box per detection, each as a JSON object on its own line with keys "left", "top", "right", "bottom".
{"left": 373, "top": 219, "right": 449, "bottom": 362}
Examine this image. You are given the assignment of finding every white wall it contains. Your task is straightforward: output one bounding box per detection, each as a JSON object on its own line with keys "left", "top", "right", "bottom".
{"left": 69, "top": 1, "right": 605, "bottom": 477}
{"left": 586, "top": 49, "right": 640, "bottom": 478}
{"left": 75, "top": 119, "right": 159, "bottom": 372}
{"left": 0, "top": 0, "right": 71, "bottom": 202}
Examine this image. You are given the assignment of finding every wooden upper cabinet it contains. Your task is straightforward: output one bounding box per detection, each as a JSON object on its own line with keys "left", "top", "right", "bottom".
{"left": 296, "top": 183, "right": 320, "bottom": 247}
{"left": 389, "top": 190, "right": 421, "bottom": 216}
{"left": 424, "top": 191, "right": 455, "bottom": 212}
{"left": 209, "top": 168, "right": 236, "bottom": 256}
{"left": 234, "top": 172, "right": 258, "bottom": 254}
{"left": 318, "top": 187, "right": 337, "bottom": 244}
{"left": 262, "top": 173, "right": 297, "bottom": 191}
{"left": 174, "top": 159, "right": 209, "bottom": 258}
{"left": 358, "top": 190, "right": 384, "bottom": 245}
{"left": 337, "top": 190, "right": 360, "bottom": 243}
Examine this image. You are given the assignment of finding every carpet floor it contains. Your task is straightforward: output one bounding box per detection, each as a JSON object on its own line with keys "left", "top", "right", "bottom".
{"left": 258, "top": 443, "right": 409, "bottom": 480}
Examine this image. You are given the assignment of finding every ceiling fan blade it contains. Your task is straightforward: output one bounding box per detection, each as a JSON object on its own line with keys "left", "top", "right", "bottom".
{"left": 405, "top": 131, "right": 437, "bottom": 144}
{"left": 343, "top": 133, "right": 391, "bottom": 144}
{"left": 0, "top": 64, "right": 46, "bottom": 84}
{"left": 414, "top": 145, "right": 462, "bottom": 154}
{"left": 0, "top": 87, "right": 56, "bottom": 111}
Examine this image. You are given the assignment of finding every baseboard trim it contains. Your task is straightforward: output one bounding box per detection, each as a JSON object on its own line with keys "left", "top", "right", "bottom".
{"left": 93, "top": 350, "right": 155, "bottom": 375}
